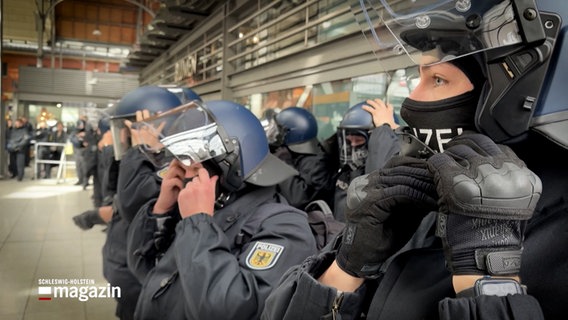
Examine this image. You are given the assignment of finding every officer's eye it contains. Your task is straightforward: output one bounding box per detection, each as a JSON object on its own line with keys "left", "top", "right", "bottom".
{"left": 433, "top": 76, "right": 446, "bottom": 87}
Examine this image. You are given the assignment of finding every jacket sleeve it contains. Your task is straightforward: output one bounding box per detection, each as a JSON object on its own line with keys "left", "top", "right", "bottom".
{"left": 117, "top": 148, "right": 162, "bottom": 223}
{"left": 126, "top": 199, "right": 177, "bottom": 283}
{"left": 365, "top": 125, "right": 401, "bottom": 173}
{"left": 438, "top": 295, "right": 545, "bottom": 320}
{"left": 172, "top": 209, "right": 319, "bottom": 320}
{"left": 277, "top": 152, "right": 335, "bottom": 209}
{"left": 262, "top": 251, "right": 367, "bottom": 320}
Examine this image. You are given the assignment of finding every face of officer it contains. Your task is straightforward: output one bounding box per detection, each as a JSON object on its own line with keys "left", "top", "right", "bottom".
{"left": 409, "top": 57, "right": 474, "bottom": 102}
{"left": 345, "top": 134, "right": 366, "bottom": 148}
{"left": 400, "top": 56, "right": 481, "bottom": 153}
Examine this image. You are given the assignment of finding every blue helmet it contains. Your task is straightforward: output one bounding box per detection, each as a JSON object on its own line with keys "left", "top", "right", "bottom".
{"left": 110, "top": 86, "right": 182, "bottom": 160}
{"left": 205, "top": 100, "right": 298, "bottom": 190}
{"left": 96, "top": 106, "right": 115, "bottom": 136}
{"left": 271, "top": 107, "right": 319, "bottom": 154}
{"left": 142, "top": 100, "right": 298, "bottom": 193}
{"left": 337, "top": 102, "right": 375, "bottom": 169}
{"left": 338, "top": 102, "right": 375, "bottom": 132}
{"left": 115, "top": 86, "right": 181, "bottom": 117}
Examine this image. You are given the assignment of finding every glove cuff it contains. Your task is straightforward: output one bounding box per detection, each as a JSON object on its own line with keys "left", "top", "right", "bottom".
{"left": 336, "top": 224, "right": 383, "bottom": 279}
{"left": 448, "top": 248, "right": 523, "bottom": 276}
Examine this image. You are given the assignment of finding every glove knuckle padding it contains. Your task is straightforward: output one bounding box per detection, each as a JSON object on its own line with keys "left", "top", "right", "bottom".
{"left": 451, "top": 162, "right": 541, "bottom": 220}
{"left": 429, "top": 145, "right": 542, "bottom": 221}
{"left": 428, "top": 135, "right": 543, "bottom": 275}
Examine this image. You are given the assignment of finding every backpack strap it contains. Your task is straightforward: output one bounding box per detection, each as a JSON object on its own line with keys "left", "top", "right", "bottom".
{"left": 305, "top": 200, "right": 345, "bottom": 250}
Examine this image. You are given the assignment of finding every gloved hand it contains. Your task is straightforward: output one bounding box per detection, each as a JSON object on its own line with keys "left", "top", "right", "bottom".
{"left": 336, "top": 156, "right": 438, "bottom": 278}
{"left": 427, "top": 133, "right": 542, "bottom": 276}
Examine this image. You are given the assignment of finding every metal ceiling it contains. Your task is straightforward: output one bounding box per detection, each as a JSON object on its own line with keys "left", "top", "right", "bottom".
{"left": 2, "top": 0, "right": 225, "bottom": 73}
{"left": 124, "top": 0, "right": 224, "bottom": 70}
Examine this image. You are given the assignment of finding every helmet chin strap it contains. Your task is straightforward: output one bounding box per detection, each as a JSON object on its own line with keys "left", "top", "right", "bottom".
{"left": 203, "top": 150, "right": 244, "bottom": 209}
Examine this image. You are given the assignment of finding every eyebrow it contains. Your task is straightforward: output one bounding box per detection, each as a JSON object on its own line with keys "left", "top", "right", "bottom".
{"left": 419, "top": 63, "right": 455, "bottom": 76}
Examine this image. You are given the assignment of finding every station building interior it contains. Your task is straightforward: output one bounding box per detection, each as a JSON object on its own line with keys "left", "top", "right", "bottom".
{"left": 0, "top": 0, "right": 418, "bottom": 319}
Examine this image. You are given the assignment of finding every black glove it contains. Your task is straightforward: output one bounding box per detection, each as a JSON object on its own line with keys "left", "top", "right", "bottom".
{"left": 427, "top": 133, "right": 541, "bottom": 276}
{"left": 336, "top": 156, "right": 438, "bottom": 278}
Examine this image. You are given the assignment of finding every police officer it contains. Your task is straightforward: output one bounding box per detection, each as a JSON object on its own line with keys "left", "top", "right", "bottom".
{"left": 262, "top": 0, "right": 567, "bottom": 319}
{"left": 266, "top": 106, "right": 336, "bottom": 210}
{"left": 332, "top": 102, "right": 401, "bottom": 221}
{"left": 127, "top": 100, "right": 318, "bottom": 320}
{"left": 7, "top": 118, "right": 31, "bottom": 181}
{"left": 102, "top": 86, "right": 183, "bottom": 320}
{"left": 72, "top": 110, "right": 117, "bottom": 230}
{"left": 70, "top": 117, "right": 88, "bottom": 185}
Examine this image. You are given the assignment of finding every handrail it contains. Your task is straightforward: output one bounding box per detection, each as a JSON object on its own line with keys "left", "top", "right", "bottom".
{"left": 33, "top": 141, "right": 76, "bottom": 184}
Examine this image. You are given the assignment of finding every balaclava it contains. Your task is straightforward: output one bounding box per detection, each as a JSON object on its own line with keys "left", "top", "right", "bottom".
{"left": 400, "top": 54, "right": 486, "bottom": 152}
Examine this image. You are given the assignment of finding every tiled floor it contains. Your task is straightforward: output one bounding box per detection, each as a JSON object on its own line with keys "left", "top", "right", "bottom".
{"left": 0, "top": 167, "right": 117, "bottom": 320}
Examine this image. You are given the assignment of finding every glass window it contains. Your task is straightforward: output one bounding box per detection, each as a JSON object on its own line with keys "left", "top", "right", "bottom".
{"left": 236, "top": 66, "right": 419, "bottom": 141}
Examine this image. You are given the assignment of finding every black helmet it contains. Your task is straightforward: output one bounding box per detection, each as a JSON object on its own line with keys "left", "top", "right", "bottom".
{"left": 352, "top": 0, "right": 568, "bottom": 147}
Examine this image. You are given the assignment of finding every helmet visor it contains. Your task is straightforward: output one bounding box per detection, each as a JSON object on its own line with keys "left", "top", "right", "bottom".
{"left": 109, "top": 113, "right": 135, "bottom": 161}
{"left": 264, "top": 118, "right": 280, "bottom": 144}
{"left": 350, "top": 0, "right": 523, "bottom": 67}
{"left": 134, "top": 101, "right": 230, "bottom": 167}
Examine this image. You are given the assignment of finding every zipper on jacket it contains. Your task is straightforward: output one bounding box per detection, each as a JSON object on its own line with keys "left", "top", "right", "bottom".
{"left": 331, "top": 291, "right": 344, "bottom": 320}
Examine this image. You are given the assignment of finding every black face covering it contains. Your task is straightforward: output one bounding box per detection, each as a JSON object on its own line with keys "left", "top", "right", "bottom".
{"left": 400, "top": 90, "right": 478, "bottom": 152}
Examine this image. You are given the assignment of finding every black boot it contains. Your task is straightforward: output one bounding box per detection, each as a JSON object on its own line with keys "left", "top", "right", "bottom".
{"left": 72, "top": 210, "right": 105, "bottom": 230}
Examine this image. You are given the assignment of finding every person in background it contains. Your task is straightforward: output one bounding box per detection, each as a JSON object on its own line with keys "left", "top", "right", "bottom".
{"left": 20, "top": 116, "right": 34, "bottom": 167}
{"left": 4, "top": 119, "right": 13, "bottom": 177}
{"left": 70, "top": 117, "right": 88, "bottom": 186}
{"left": 332, "top": 102, "right": 401, "bottom": 221}
{"left": 266, "top": 106, "right": 336, "bottom": 210}
{"left": 72, "top": 111, "right": 117, "bottom": 229}
{"left": 7, "top": 118, "right": 31, "bottom": 181}
{"left": 82, "top": 121, "right": 101, "bottom": 197}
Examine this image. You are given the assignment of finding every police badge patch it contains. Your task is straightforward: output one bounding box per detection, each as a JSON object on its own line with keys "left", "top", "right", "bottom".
{"left": 245, "top": 241, "right": 284, "bottom": 270}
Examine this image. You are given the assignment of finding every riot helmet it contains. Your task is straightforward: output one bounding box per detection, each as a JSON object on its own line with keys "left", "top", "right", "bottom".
{"left": 134, "top": 100, "right": 298, "bottom": 195}
{"left": 337, "top": 102, "right": 375, "bottom": 170}
{"left": 350, "top": 0, "right": 567, "bottom": 148}
{"left": 110, "top": 86, "right": 182, "bottom": 160}
{"left": 97, "top": 106, "right": 114, "bottom": 136}
{"left": 267, "top": 106, "right": 320, "bottom": 154}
